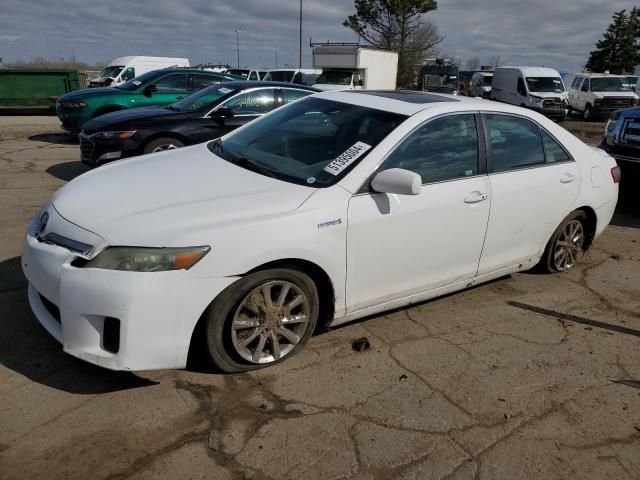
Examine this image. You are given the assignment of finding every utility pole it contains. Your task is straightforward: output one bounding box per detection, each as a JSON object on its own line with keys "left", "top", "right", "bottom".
{"left": 298, "top": 0, "right": 302, "bottom": 68}
{"left": 234, "top": 30, "right": 241, "bottom": 68}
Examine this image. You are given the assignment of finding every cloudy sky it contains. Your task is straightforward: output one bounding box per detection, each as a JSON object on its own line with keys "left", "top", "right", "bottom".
{"left": 1, "top": 0, "right": 635, "bottom": 72}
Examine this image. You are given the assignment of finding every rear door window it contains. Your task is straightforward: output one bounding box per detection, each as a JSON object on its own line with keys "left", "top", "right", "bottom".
{"left": 154, "top": 74, "right": 188, "bottom": 93}
{"left": 192, "top": 74, "right": 226, "bottom": 90}
{"left": 484, "top": 114, "right": 545, "bottom": 172}
{"left": 541, "top": 131, "right": 571, "bottom": 164}
{"left": 220, "top": 89, "right": 276, "bottom": 115}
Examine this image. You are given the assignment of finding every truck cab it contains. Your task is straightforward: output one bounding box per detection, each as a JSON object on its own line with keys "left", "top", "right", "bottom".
{"left": 311, "top": 43, "right": 398, "bottom": 91}
{"left": 419, "top": 60, "right": 459, "bottom": 95}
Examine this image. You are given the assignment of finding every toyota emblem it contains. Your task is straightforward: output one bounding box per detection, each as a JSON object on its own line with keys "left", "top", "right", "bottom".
{"left": 37, "top": 211, "right": 49, "bottom": 234}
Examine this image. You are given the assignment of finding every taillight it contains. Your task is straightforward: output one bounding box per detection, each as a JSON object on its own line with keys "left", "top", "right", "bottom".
{"left": 611, "top": 166, "right": 621, "bottom": 183}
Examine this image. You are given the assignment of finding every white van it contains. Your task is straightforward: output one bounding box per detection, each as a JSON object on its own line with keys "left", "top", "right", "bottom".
{"left": 263, "top": 69, "right": 322, "bottom": 86}
{"left": 469, "top": 71, "right": 493, "bottom": 98}
{"left": 567, "top": 73, "right": 638, "bottom": 121}
{"left": 90, "top": 56, "right": 190, "bottom": 87}
{"left": 490, "top": 66, "right": 568, "bottom": 120}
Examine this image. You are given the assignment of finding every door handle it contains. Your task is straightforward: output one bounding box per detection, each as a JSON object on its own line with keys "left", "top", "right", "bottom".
{"left": 560, "top": 174, "right": 577, "bottom": 184}
{"left": 175, "top": 96, "right": 185, "bottom": 100}
{"left": 464, "top": 192, "right": 488, "bottom": 204}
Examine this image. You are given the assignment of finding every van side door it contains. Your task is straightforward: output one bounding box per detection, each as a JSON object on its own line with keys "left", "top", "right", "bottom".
{"left": 516, "top": 76, "right": 528, "bottom": 105}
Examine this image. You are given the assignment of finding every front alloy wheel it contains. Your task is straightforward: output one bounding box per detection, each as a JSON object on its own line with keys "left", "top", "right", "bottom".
{"left": 204, "top": 268, "right": 319, "bottom": 372}
{"left": 231, "top": 281, "right": 310, "bottom": 364}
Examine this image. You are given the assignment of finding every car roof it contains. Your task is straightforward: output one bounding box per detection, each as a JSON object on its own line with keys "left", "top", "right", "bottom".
{"left": 574, "top": 73, "right": 628, "bottom": 79}
{"left": 497, "top": 66, "right": 561, "bottom": 77}
{"left": 316, "top": 89, "right": 475, "bottom": 115}
{"left": 212, "top": 81, "right": 320, "bottom": 91}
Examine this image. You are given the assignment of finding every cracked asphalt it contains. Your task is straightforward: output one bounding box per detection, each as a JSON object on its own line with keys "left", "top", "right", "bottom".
{"left": 1, "top": 116, "right": 639, "bottom": 479}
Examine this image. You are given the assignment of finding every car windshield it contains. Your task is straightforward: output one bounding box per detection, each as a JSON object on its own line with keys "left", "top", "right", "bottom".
{"left": 100, "top": 66, "right": 123, "bottom": 79}
{"left": 209, "top": 97, "right": 407, "bottom": 187}
{"left": 115, "top": 70, "right": 163, "bottom": 90}
{"left": 315, "top": 71, "right": 353, "bottom": 85}
{"left": 171, "top": 85, "right": 239, "bottom": 111}
{"left": 264, "top": 71, "right": 294, "bottom": 82}
{"left": 591, "top": 77, "right": 632, "bottom": 92}
{"left": 423, "top": 74, "right": 458, "bottom": 89}
{"left": 526, "top": 77, "right": 565, "bottom": 93}
{"left": 481, "top": 75, "right": 493, "bottom": 86}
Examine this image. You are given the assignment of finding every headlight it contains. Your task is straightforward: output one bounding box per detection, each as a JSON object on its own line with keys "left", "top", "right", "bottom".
{"left": 84, "top": 246, "right": 210, "bottom": 272}
{"left": 529, "top": 95, "right": 543, "bottom": 103}
{"left": 61, "top": 101, "right": 87, "bottom": 109}
{"left": 594, "top": 99, "right": 603, "bottom": 107}
{"left": 92, "top": 131, "right": 137, "bottom": 140}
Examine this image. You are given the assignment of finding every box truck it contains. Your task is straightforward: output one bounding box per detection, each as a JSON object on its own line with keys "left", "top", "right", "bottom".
{"left": 311, "top": 43, "right": 398, "bottom": 91}
{"left": 89, "top": 56, "right": 189, "bottom": 87}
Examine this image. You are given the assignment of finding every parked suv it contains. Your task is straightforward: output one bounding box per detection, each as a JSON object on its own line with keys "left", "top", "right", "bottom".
{"left": 567, "top": 73, "right": 639, "bottom": 121}
{"left": 56, "top": 68, "right": 242, "bottom": 134}
{"left": 600, "top": 107, "right": 640, "bottom": 163}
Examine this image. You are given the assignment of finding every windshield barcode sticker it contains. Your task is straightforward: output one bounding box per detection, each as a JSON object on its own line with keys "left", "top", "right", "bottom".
{"left": 324, "top": 142, "right": 372, "bottom": 176}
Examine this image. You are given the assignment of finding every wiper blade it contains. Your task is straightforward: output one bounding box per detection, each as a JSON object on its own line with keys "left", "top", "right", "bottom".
{"left": 231, "top": 156, "right": 277, "bottom": 179}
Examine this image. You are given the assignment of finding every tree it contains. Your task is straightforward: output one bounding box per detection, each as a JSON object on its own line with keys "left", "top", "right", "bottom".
{"left": 465, "top": 57, "right": 480, "bottom": 71}
{"left": 343, "top": 0, "right": 443, "bottom": 87}
{"left": 488, "top": 55, "right": 503, "bottom": 69}
{"left": 586, "top": 8, "right": 640, "bottom": 74}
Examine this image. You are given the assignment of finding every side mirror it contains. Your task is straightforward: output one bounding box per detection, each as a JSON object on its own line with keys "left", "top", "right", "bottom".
{"left": 143, "top": 84, "right": 157, "bottom": 97}
{"left": 371, "top": 168, "right": 421, "bottom": 195}
{"left": 212, "top": 107, "right": 235, "bottom": 119}
{"left": 356, "top": 78, "right": 364, "bottom": 87}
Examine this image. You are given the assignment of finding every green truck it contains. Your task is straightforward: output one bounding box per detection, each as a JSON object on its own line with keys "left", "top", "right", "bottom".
{"left": 0, "top": 68, "right": 88, "bottom": 112}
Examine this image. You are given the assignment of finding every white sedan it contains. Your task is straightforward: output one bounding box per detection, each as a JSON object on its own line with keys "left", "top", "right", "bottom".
{"left": 22, "top": 91, "right": 620, "bottom": 372}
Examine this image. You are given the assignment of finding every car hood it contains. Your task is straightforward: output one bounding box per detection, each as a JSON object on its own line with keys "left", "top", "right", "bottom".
{"left": 529, "top": 91, "right": 568, "bottom": 99}
{"left": 52, "top": 143, "right": 316, "bottom": 246}
{"left": 592, "top": 91, "right": 638, "bottom": 99}
{"left": 58, "top": 87, "right": 127, "bottom": 102}
{"left": 82, "top": 107, "right": 186, "bottom": 131}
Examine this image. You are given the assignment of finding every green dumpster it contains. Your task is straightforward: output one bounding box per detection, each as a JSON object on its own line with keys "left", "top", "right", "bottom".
{"left": 0, "top": 68, "right": 88, "bottom": 112}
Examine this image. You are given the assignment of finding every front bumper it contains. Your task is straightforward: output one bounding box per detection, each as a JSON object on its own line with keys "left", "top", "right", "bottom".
{"left": 79, "top": 133, "right": 140, "bottom": 167}
{"left": 22, "top": 229, "right": 236, "bottom": 371}
{"left": 56, "top": 103, "right": 93, "bottom": 135}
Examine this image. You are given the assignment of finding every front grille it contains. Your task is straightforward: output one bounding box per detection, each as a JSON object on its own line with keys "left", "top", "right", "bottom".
{"left": 39, "top": 293, "right": 61, "bottom": 323}
{"left": 622, "top": 119, "right": 640, "bottom": 146}
{"left": 80, "top": 136, "right": 95, "bottom": 162}
{"left": 542, "top": 98, "right": 564, "bottom": 110}
{"left": 38, "top": 231, "right": 93, "bottom": 255}
{"left": 605, "top": 97, "right": 634, "bottom": 108}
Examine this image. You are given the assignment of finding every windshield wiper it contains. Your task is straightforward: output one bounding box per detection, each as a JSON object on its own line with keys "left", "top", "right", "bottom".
{"left": 230, "top": 156, "right": 278, "bottom": 179}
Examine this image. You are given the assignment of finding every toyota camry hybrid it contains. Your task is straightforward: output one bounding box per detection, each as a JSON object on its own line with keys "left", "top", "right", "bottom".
{"left": 22, "top": 90, "right": 619, "bottom": 372}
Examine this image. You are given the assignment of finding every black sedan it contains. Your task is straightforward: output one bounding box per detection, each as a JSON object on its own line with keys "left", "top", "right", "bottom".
{"left": 79, "top": 81, "right": 318, "bottom": 166}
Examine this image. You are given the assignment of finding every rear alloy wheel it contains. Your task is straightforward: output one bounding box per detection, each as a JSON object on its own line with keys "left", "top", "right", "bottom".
{"left": 143, "top": 137, "right": 184, "bottom": 154}
{"left": 204, "top": 268, "right": 319, "bottom": 372}
{"left": 539, "top": 211, "right": 587, "bottom": 273}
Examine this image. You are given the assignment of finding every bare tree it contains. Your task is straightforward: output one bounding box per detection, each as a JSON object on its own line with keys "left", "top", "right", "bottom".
{"left": 488, "top": 55, "right": 503, "bottom": 68}
{"left": 343, "top": 0, "right": 443, "bottom": 87}
{"left": 465, "top": 57, "right": 480, "bottom": 71}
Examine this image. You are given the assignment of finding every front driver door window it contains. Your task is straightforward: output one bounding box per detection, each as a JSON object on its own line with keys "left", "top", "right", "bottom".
{"left": 212, "top": 89, "right": 277, "bottom": 130}
{"left": 346, "top": 114, "right": 491, "bottom": 313}
{"left": 478, "top": 113, "right": 580, "bottom": 274}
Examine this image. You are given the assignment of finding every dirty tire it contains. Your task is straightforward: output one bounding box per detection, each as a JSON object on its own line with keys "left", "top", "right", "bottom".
{"left": 143, "top": 137, "right": 184, "bottom": 154}
{"left": 204, "top": 268, "right": 319, "bottom": 373}
{"left": 583, "top": 104, "right": 593, "bottom": 122}
{"left": 538, "top": 211, "right": 588, "bottom": 273}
